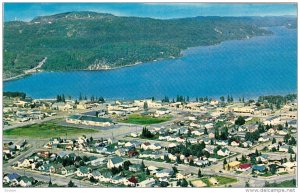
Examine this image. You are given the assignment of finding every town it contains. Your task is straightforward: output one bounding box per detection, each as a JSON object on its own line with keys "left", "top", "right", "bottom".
{"left": 3, "top": 92, "right": 297, "bottom": 188}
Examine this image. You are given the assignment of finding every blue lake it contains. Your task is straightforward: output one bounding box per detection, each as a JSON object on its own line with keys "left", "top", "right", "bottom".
{"left": 3, "top": 26, "right": 297, "bottom": 100}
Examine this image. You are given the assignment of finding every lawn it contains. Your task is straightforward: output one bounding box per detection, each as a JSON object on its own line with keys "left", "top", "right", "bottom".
{"left": 3, "top": 120, "right": 99, "bottom": 139}
{"left": 214, "top": 176, "right": 238, "bottom": 185}
{"left": 246, "top": 117, "right": 261, "bottom": 125}
{"left": 265, "top": 179, "right": 296, "bottom": 187}
{"left": 198, "top": 176, "right": 238, "bottom": 187}
{"left": 119, "top": 114, "right": 172, "bottom": 125}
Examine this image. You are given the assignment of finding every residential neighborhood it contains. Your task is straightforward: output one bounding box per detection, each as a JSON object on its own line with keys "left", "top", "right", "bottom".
{"left": 2, "top": 94, "right": 298, "bottom": 188}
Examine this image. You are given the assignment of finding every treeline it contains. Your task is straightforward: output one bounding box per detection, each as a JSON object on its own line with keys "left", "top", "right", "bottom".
{"left": 3, "top": 91, "right": 26, "bottom": 99}
{"left": 258, "top": 94, "right": 297, "bottom": 109}
{"left": 79, "top": 93, "right": 105, "bottom": 103}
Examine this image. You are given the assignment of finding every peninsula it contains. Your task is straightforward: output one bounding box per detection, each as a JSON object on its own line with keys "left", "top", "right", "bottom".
{"left": 3, "top": 12, "right": 296, "bottom": 79}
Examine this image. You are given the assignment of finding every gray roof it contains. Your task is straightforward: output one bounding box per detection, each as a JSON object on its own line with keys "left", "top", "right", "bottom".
{"left": 110, "top": 157, "right": 123, "bottom": 164}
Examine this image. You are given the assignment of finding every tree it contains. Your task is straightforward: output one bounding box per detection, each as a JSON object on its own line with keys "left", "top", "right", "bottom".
{"left": 288, "top": 146, "right": 294, "bottom": 154}
{"left": 48, "top": 180, "right": 52, "bottom": 187}
{"left": 68, "top": 180, "right": 76, "bottom": 187}
{"left": 143, "top": 101, "right": 148, "bottom": 111}
{"left": 235, "top": 116, "right": 245, "bottom": 126}
{"left": 123, "top": 161, "right": 132, "bottom": 170}
{"left": 245, "top": 181, "right": 250, "bottom": 187}
{"left": 181, "top": 179, "right": 188, "bottom": 187}
{"left": 272, "top": 138, "right": 276, "bottom": 144}
{"left": 220, "top": 96, "right": 225, "bottom": 102}
{"left": 223, "top": 158, "right": 227, "bottom": 169}
{"left": 172, "top": 167, "right": 178, "bottom": 175}
{"left": 145, "top": 168, "right": 150, "bottom": 175}
{"left": 189, "top": 159, "right": 194, "bottom": 166}
{"left": 289, "top": 154, "right": 294, "bottom": 162}
{"left": 140, "top": 160, "right": 146, "bottom": 171}
{"left": 270, "top": 164, "right": 277, "bottom": 175}
{"left": 288, "top": 137, "right": 296, "bottom": 146}
{"left": 198, "top": 169, "right": 202, "bottom": 178}
{"left": 204, "top": 127, "right": 208, "bottom": 135}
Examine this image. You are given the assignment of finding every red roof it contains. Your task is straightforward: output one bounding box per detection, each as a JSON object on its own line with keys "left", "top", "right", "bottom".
{"left": 239, "top": 163, "right": 252, "bottom": 169}
{"left": 128, "top": 176, "right": 138, "bottom": 184}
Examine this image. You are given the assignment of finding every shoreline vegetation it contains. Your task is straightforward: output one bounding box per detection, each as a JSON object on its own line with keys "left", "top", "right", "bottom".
{"left": 3, "top": 32, "right": 263, "bottom": 82}
{"left": 4, "top": 11, "right": 296, "bottom": 80}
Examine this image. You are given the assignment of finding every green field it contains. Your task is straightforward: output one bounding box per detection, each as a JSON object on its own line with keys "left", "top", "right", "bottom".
{"left": 197, "top": 176, "right": 238, "bottom": 187}
{"left": 3, "top": 121, "right": 99, "bottom": 139}
{"left": 246, "top": 117, "right": 261, "bottom": 124}
{"left": 119, "top": 114, "right": 172, "bottom": 125}
{"left": 265, "top": 179, "right": 296, "bottom": 187}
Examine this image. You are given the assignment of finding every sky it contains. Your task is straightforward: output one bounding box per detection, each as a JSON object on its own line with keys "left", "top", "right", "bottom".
{"left": 4, "top": 3, "right": 297, "bottom": 21}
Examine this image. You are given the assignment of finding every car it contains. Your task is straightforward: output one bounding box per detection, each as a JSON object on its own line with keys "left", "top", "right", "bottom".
{"left": 252, "top": 175, "right": 257, "bottom": 178}
{"left": 173, "top": 163, "right": 178, "bottom": 166}
{"left": 219, "top": 171, "right": 223, "bottom": 173}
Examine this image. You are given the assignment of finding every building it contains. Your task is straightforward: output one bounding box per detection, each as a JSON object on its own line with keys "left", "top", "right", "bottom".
{"left": 66, "top": 115, "right": 113, "bottom": 127}
{"left": 107, "top": 157, "right": 124, "bottom": 169}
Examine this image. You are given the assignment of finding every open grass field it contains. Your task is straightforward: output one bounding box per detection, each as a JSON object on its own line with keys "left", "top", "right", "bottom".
{"left": 196, "top": 176, "right": 238, "bottom": 187}
{"left": 3, "top": 120, "right": 100, "bottom": 139}
{"left": 246, "top": 117, "right": 261, "bottom": 124}
{"left": 119, "top": 114, "right": 172, "bottom": 125}
{"left": 266, "top": 179, "right": 296, "bottom": 187}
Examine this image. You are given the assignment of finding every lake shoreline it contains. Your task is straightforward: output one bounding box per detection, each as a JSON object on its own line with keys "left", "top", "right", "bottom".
{"left": 3, "top": 29, "right": 275, "bottom": 82}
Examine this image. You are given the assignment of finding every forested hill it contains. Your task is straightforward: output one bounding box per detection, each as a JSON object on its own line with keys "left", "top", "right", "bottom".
{"left": 3, "top": 11, "right": 296, "bottom": 78}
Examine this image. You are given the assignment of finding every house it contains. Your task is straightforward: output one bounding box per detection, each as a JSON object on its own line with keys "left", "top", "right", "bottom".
{"left": 277, "top": 130, "right": 289, "bottom": 136}
{"left": 128, "top": 176, "right": 139, "bottom": 186}
{"left": 88, "top": 170, "right": 102, "bottom": 180}
{"left": 252, "top": 165, "right": 267, "bottom": 173}
{"left": 237, "top": 163, "right": 252, "bottom": 171}
{"left": 195, "top": 160, "right": 209, "bottom": 167}
{"left": 107, "top": 157, "right": 124, "bottom": 169}
{"left": 238, "top": 126, "right": 247, "bottom": 132}
{"left": 130, "top": 133, "right": 139, "bottom": 138}
{"left": 19, "top": 176, "right": 35, "bottom": 187}
{"left": 168, "top": 143, "right": 177, "bottom": 148}
{"left": 137, "top": 178, "right": 156, "bottom": 187}
{"left": 209, "top": 177, "right": 219, "bottom": 185}
{"left": 17, "top": 159, "right": 32, "bottom": 168}
{"left": 256, "top": 154, "right": 269, "bottom": 163}
{"left": 99, "top": 172, "right": 113, "bottom": 182}
{"left": 3, "top": 173, "right": 20, "bottom": 184}
{"left": 268, "top": 128, "right": 276, "bottom": 135}
{"left": 128, "top": 150, "right": 139, "bottom": 157}
{"left": 155, "top": 169, "right": 174, "bottom": 178}
{"left": 111, "top": 175, "right": 127, "bottom": 184}
{"left": 258, "top": 136, "right": 269, "bottom": 142}
{"left": 149, "top": 143, "right": 162, "bottom": 150}
{"left": 188, "top": 138, "right": 198, "bottom": 144}
{"left": 215, "top": 140, "right": 228, "bottom": 146}
{"left": 125, "top": 141, "right": 142, "bottom": 148}
{"left": 279, "top": 145, "right": 290, "bottom": 152}
{"left": 90, "top": 158, "right": 106, "bottom": 166}
{"left": 217, "top": 148, "right": 230, "bottom": 157}
{"left": 115, "top": 148, "right": 127, "bottom": 157}
{"left": 155, "top": 108, "right": 170, "bottom": 115}
{"left": 283, "top": 162, "right": 297, "bottom": 173}
{"left": 191, "top": 130, "right": 204, "bottom": 136}
{"left": 226, "top": 161, "right": 241, "bottom": 170}
{"left": 129, "top": 164, "right": 142, "bottom": 172}
{"left": 242, "top": 141, "right": 253, "bottom": 148}
{"left": 61, "top": 165, "right": 76, "bottom": 176}
{"left": 76, "top": 166, "right": 91, "bottom": 177}
{"left": 231, "top": 141, "right": 240, "bottom": 147}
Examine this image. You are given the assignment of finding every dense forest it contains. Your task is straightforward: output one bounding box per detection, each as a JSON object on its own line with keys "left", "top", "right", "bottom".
{"left": 3, "top": 11, "right": 297, "bottom": 78}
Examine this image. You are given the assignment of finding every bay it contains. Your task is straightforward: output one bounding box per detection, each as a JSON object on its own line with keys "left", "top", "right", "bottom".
{"left": 3, "top": 26, "right": 297, "bottom": 100}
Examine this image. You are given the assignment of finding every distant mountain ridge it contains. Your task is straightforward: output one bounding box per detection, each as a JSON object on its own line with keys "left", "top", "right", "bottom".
{"left": 3, "top": 11, "right": 297, "bottom": 79}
